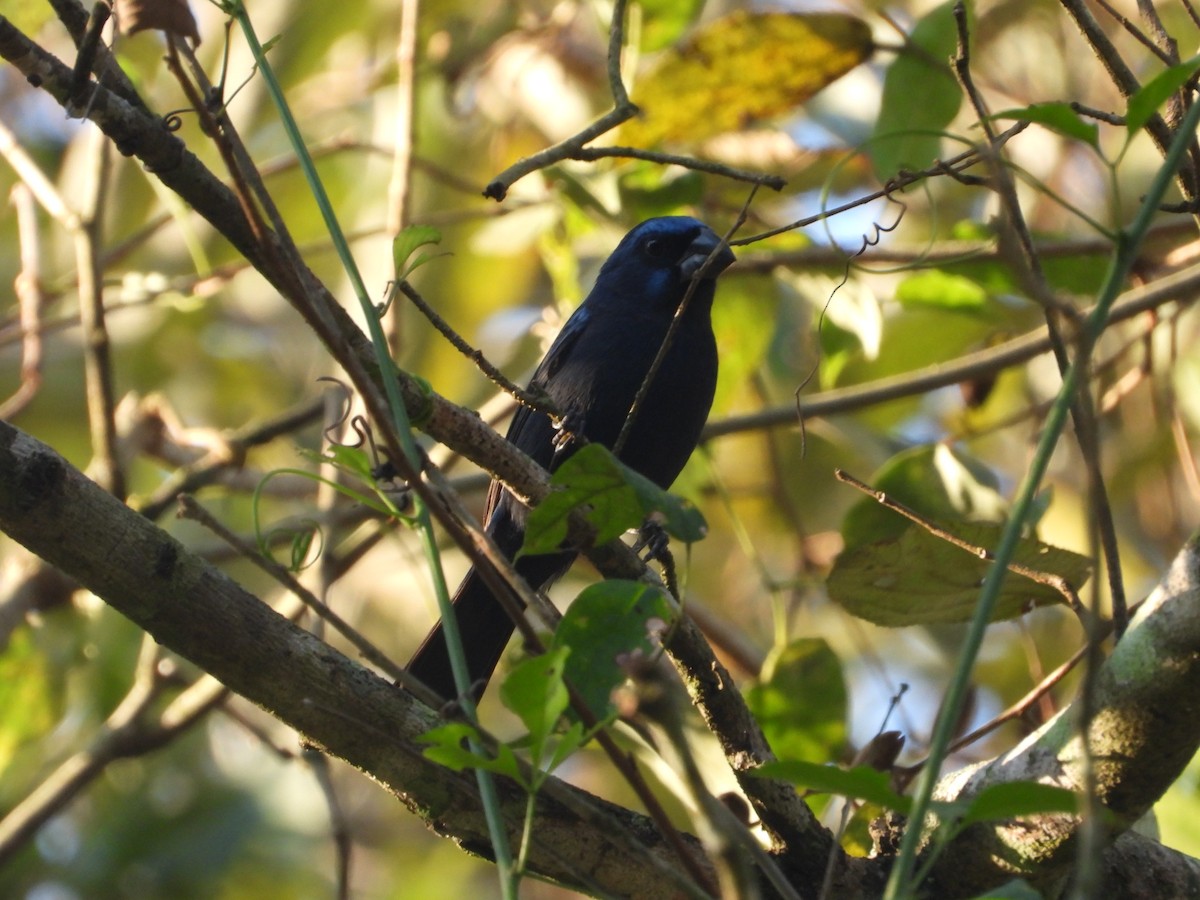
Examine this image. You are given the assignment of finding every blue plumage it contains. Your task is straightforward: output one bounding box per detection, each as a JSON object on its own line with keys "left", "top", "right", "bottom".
{"left": 407, "top": 217, "right": 735, "bottom": 698}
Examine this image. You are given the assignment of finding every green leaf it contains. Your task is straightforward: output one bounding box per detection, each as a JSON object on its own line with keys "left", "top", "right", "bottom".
{"left": 960, "top": 781, "right": 1081, "bottom": 826}
{"left": 551, "top": 580, "right": 675, "bottom": 718}
{"left": 520, "top": 444, "right": 707, "bottom": 557}
{"left": 636, "top": 0, "right": 705, "bottom": 52}
{"left": 0, "top": 0, "right": 55, "bottom": 32}
{"left": 391, "top": 224, "right": 443, "bottom": 280}
{"left": 896, "top": 270, "right": 990, "bottom": 313}
{"left": 790, "top": 273, "right": 881, "bottom": 388}
{"left": 545, "top": 719, "right": 590, "bottom": 772}
{"left": 989, "top": 102, "right": 1099, "bottom": 147}
{"left": 289, "top": 526, "right": 318, "bottom": 571}
{"left": 1126, "top": 55, "right": 1200, "bottom": 137}
{"left": 872, "top": 0, "right": 964, "bottom": 179}
{"left": 711, "top": 279, "right": 778, "bottom": 413}
{"left": 619, "top": 164, "right": 706, "bottom": 223}
{"left": 841, "top": 445, "right": 1008, "bottom": 551}
{"left": 753, "top": 760, "right": 911, "bottom": 813}
{"left": 0, "top": 630, "right": 55, "bottom": 772}
{"left": 328, "top": 443, "right": 376, "bottom": 479}
{"left": 623, "top": 11, "right": 872, "bottom": 146}
{"left": 745, "top": 639, "right": 847, "bottom": 764}
{"left": 500, "top": 647, "right": 571, "bottom": 764}
{"left": 420, "top": 723, "right": 524, "bottom": 782}
{"left": 827, "top": 521, "right": 1092, "bottom": 627}
{"left": 822, "top": 277, "right": 882, "bottom": 360}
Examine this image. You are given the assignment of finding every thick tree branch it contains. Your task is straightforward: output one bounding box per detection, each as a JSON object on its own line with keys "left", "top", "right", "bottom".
{"left": 0, "top": 419, "right": 714, "bottom": 898}
{"left": 4, "top": 420, "right": 1200, "bottom": 895}
{"left": 920, "top": 534, "right": 1200, "bottom": 897}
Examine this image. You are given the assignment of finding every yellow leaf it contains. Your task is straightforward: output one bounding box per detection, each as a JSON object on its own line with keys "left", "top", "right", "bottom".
{"left": 622, "top": 12, "right": 873, "bottom": 148}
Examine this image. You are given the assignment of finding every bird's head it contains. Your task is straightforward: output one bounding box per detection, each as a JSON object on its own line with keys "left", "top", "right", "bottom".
{"left": 590, "top": 217, "right": 736, "bottom": 312}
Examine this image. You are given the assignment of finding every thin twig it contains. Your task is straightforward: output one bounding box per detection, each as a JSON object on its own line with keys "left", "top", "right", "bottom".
{"left": 483, "top": 0, "right": 640, "bottom": 201}
{"left": 1057, "top": 0, "right": 1198, "bottom": 200}
{"left": 571, "top": 145, "right": 787, "bottom": 191}
{"left": 1090, "top": 0, "right": 1174, "bottom": 63}
{"left": 894, "top": 636, "right": 1092, "bottom": 784}
{"left": 394, "top": 280, "right": 563, "bottom": 420}
{"left": 384, "top": 0, "right": 419, "bottom": 355}
{"left": 134, "top": 395, "right": 327, "bottom": 521}
{"left": 311, "top": 389, "right": 360, "bottom": 898}
{"left": 1, "top": 184, "right": 44, "bottom": 418}
{"left": 75, "top": 128, "right": 124, "bottom": 499}
{"left": 0, "top": 114, "right": 74, "bottom": 222}
{"left": 1070, "top": 102, "right": 1125, "bottom": 126}
{"left": 733, "top": 124, "right": 1028, "bottom": 246}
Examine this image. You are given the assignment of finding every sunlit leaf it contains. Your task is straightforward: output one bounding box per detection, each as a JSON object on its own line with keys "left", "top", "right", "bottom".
{"left": 520, "top": 444, "right": 707, "bottom": 557}
{"left": 636, "top": 0, "right": 705, "bottom": 52}
{"left": 0, "top": 0, "right": 55, "bottom": 32}
{"left": 989, "top": 102, "right": 1099, "bottom": 147}
{"left": 551, "top": 580, "right": 675, "bottom": 718}
{"left": 500, "top": 646, "right": 571, "bottom": 756}
{"left": 823, "top": 276, "right": 882, "bottom": 360}
{"left": 0, "top": 631, "right": 55, "bottom": 772}
{"left": 841, "top": 445, "right": 1007, "bottom": 552}
{"left": 827, "top": 522, "right": 1091, "bottom": 626}
{"left": 895, "top": 270, "right": 990, "bottom": 313}
{"left": 872, "top": 0, "right": 963, "bottom": 179}
{"left": 420, "top": 723, "right": 524, "bottom": 782}
{"left": 1126, "top": 55, "right": 1200, "bottom": 138}
{"left": 328, "top": 443, "right": 376, "bottom": 480}
{"left": 790, "top": 273, "right": 882, "bottom": 388}
{"left": 623, "top": 11, "right": 873, "bottom": 147}
{"left": 711, "top": 278, "right": 777, "bottom": 413}
{"left": 745, "top": 639, "right": 847, "bottom": 764}
{"left": 392, "top": 224, "right": 443, "bottom": 280}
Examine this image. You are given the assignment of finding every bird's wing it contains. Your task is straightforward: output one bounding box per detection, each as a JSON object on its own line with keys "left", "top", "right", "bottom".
{"left": 481, "top": 307, "right": 592, "bottom": 524}
{"left": 528, "top": 307, "right": 590, "bottom": 388}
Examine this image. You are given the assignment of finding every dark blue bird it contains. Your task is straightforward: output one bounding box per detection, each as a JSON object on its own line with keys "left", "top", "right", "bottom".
{"left": 407, "top": 217, "right": 735, "bottom": 698}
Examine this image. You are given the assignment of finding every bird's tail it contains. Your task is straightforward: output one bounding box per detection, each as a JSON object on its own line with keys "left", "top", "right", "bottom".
{"left": 406, "top": 504, "right": 575, "bottom": 700}
{"left": 405, "top": 565, "right": 518, "bottom": 700}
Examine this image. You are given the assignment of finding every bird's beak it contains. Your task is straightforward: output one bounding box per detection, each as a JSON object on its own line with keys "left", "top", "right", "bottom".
{"left": 680, "top": 230, "right": 736, "bottom": 281}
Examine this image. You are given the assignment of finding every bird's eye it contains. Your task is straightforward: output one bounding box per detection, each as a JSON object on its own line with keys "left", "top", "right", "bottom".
{"left": 643, "top": 238, "right": 666, "bottom": 259}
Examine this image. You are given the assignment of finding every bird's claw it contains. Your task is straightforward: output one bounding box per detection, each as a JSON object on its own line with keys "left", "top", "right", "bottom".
{"left": 371, "top": 459, "right": 414, "bottom": 513}
{"left": 552, "top": 409, "right": 586, "bottom": 455}
{"left": 633, "top": 520, "right": 671, "bottom": 563}
{"left": 434, "top": 677, "right": 488, "bottom": 716}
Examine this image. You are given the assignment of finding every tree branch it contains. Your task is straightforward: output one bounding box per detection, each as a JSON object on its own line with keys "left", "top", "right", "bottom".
{"left": 0, "top": 419, "right": 715, "bottom": 898}
{"left": 921, "top": 534, "right": 1200, "bottom": 897}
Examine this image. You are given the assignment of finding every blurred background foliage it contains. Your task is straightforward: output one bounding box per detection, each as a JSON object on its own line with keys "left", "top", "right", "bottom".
{"left": 2, "top": 0, "right": 1200, "bottom": 896}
